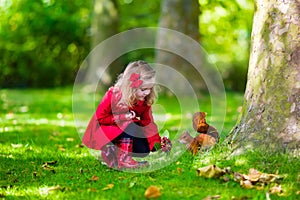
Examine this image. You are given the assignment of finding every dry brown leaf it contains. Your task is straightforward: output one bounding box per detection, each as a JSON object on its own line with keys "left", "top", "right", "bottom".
{"left": 43, "top": 160, "right": 57, "bottom": 166}
{"left": 102, "top": 184, "right": 114, "bottom": 191}
{"left": 41, "top": 163, "right": 55, "bottom": 173}
{"left": 234, "top": 168, "right": 282, "bottom": 187}
{"left": 88, "top": 188, "right": 97, "bottom": 192}
{"left": 240, "top": 180, "right": 254, "bottom": 189}
{"left": 41, "top": 161, "right": 57, "bottom": 173}
{"left": 91, "top": 175, "right": 99, "bottom": 181}
{"left": 75, "top": 144, "right": 84, "bottom": 148}
{"left": 197, "top": 165, "right": 225, "bottom": 178}
{"left": 52, "top": 131, "right": 59, "bottom": 136}
{"left": 58, "top": 147, "right": 66, "bottom": 152}
{"left": 269, "top": 185, "right": 283, "bottom": 194}
{"left": 255, "top": 185, "right": 265, "bottom": 190}
{"left": 55, "top": 144, "right": 66, "bottom": 151}
{"left": 144, "top": 185, "right": 161, "bottom": 199}
{"left": 47, "top": 185, "right": 61, "bottom": 191}
{"left": 202, "top": 195, "right": 221, "bottom": 200}
{"left": 223, "top": 176, "right": 230, "bottom": 182}
{"left": 247, "top": 168, "right": 262, "bottom": 182}
{"left": 233, "top": 172, "right": 244, "bottom": 182}
{"left": 259, "top": 173, "right": 281, "bottom": 183}
{"left": 176, "top": 168, "right": 183, "bottom": 173}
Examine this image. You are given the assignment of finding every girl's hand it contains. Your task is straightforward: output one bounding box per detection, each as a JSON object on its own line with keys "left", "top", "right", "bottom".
{"left": 153, "top": 137, "right": 172, "bottom": 153}
{"left": 125, "top": 110, "right": 136, "bottom": 120}
{"left": 161, "top": 137, "right": 172, "bottom": 153}
{"left": 114, "top": 111, "right": 136, "bottom": 122}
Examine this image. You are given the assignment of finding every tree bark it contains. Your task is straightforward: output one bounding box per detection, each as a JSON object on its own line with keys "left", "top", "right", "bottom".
{"left": 228, "top": 0, "right": 300, "bottom": 153}
{"left": 85, "top": 0, "right": 120, "bottom": 87}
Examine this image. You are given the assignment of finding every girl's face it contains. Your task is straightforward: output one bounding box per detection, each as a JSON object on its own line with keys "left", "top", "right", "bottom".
{"left": 135, "top": 77, "right": 155, "bottom": 101}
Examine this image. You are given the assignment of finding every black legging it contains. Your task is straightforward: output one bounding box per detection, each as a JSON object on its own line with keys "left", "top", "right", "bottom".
{"left": 114, "top": 123, "right": 150, "bottom": 157}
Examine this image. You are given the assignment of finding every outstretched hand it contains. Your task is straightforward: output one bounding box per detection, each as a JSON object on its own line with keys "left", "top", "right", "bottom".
{"left": 160, "top": 137, "right": 172, "bottom": 153}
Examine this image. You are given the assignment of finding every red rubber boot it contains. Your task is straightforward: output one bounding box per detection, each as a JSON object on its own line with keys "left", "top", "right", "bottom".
{"left": 101, "top": 145, "right": 117, "bottom": 168}
{"left": 116, "top": 138, "right": 139, "bottom": 169}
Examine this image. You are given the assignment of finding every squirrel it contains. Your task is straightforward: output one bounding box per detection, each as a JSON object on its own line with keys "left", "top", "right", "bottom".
{"left": 178, "top": 131, "right": 216, "bottom": 155}
{"left": 192, "top": 112, "right": 220, "bottom": 142}
{"left": 178, "top": 112, "right": 220, "bottom": 155}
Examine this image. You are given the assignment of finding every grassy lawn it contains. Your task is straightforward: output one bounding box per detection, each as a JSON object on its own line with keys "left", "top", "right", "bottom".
{"left": 0, "top": 87, "right": 299, "bottom": 199}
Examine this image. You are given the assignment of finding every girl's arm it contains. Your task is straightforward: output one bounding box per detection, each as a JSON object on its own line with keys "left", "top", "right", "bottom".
{"left": 95, "top": 89, "right": 115, "bottom": 125}
{"left": 95, "top": 89, "right": 132, "bottom": 125}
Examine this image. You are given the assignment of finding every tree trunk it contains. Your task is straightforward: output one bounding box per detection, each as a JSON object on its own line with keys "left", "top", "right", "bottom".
{"left": 228, "top": 0, "right": 300, "bottom": 153}
{"left": 85, "top": 0, "right": 120, "bottom": 87}
{"left": 156, "top": 0, "right": 206, "bottom": 94}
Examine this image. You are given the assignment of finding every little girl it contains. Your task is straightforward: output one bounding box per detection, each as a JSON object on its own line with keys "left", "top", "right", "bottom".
{"left": 82, "top": 60, "right": 170, "bottom": 169}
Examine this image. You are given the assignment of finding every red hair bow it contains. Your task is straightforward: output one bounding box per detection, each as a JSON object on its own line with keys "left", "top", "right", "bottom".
{"left": 130, "top": 73, "right": 143, "bottom": 88}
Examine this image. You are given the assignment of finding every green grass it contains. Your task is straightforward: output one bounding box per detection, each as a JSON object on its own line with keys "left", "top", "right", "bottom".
{"left": 0, "top": 88, "right": 299, "bottom": 199}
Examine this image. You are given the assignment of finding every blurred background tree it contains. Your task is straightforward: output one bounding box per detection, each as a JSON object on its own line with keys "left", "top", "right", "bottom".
{"left": 89, "top": 0, "right": 120, "bottom": 87}
{"left": 0, "top": 0, "right": 253, "bottom": 91}
{"left": 199, "top": 0, "right": 253, "bottom": 91}
{"left": 0, "top": 0, "right": 91, "bottom": 87}
{"left": 156, "top": 0, "right": 204, "bottom": 94}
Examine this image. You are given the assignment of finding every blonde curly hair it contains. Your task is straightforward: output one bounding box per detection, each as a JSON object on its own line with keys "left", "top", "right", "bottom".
{"left": 114, "top": 60, "right": 157, "bottom": 107}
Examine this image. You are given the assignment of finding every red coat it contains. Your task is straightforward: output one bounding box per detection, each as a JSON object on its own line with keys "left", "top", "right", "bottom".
{"left": 82, "top": 87, "right": 161, "bottom": 151}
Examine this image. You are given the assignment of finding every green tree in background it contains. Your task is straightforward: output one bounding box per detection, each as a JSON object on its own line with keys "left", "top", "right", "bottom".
{"left": 0, "top": 0, "right": 90, "bottom": 87}
{"left": 84, "top": 0, "right": 162, "bottom": 89}
{"left": 85, "top": 0, "right": 121, "bottom": 87}
{"left": 199, "top": 0, "right": 253, "bottom": 91}
{"left": 0, "top": 0, "right": 253, "bottom": 91}
{"left": 156, "top": 0, "right": 205, "bottom": 94}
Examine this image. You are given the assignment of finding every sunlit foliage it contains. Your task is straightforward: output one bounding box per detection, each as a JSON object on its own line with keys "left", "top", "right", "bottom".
{"left": 0, "top": 0, "right": 91, "bottom": 87}
{"left": 199, "top": 0, "right": 254, "bottom": 91}
{"left": 0, "top": 0, "right": 253, "bottom": 91}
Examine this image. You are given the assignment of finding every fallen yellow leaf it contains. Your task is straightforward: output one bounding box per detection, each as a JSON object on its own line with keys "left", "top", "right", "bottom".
{"left": 240, "top": 180, "right": 254, "bottom": 189}
{"left": 247, "top": 168, "right": 262, "bottom": 182}
{"left": 196, "top": 165, "right": 225, "bottom": 178}
{"left": 234, "top": 172, "right": 243, "bottom": 182}
{"left": 144, "top": 185, "right": 161, "bottom": 198}
{"left": 11, "top": 144, "right": 23, "bottom": 148}
{"left": 88, "top": 188, "right": 97, "bottom": 192}
{"left": 202, "top": 195, "right": 221, "bottom": 200}
{"left": 269, "top": 185, "right": 283, "bottom": 194}
{"left": 102, "top": 184, "right": 114, "bottom": 191}
{"left": 91, "top": 175, "right": 99, "bottom": 181}
{"left": 176, "top": 168, "right": 183, "bottom": 173}
{"left": 66, "top": 138, "right": 75, "bottom": 142}
{"left": 39, "top": 185, "right": 61, "bottom": 195}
